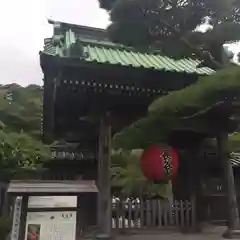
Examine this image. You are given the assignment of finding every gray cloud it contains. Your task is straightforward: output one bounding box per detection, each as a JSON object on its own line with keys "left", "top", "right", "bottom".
{"left": 0, "top": 0, "right": 109, "bottom": 86}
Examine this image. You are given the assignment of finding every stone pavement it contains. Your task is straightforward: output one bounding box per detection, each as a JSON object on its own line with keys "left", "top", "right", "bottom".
{"left": 117, "top": 232, "right": 223, "bottom": 240}
{"left": 115, "top": 226, "right": 240, "bottom": 240}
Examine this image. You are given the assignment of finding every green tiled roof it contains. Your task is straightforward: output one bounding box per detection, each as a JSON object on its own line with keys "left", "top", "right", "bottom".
{"left": 42, "top": 24, "right": 215, "bottom": 75}
{"left": 231, "top": 152, "right": 240, "bottom": 167}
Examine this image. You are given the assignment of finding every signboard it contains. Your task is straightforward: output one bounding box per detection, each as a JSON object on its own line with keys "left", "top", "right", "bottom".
{"left": 28, "top": 196, "right": 77, "bottom": 208}
{"left": 25, "top": 211, "right": 76, "bottom": 240}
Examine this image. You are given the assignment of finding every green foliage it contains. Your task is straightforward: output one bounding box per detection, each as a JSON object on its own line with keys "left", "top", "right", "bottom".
{"left": 100, "top": 0, "right": 240, "bottom": 67}
{"left": 0, "top": 84, "right": 43, "bottom": 138}
{"left": 0, "top": 84, "right": 50, "bottom": 178}
{"left": 0, "top": 130, "right": 50, "bottom": 179}
{"left": 0, "top": 83, "right": 48, "bottom": 231}
{"left": 113, "top": 116, "right": 178, "bottom": 149}
{"left": 111, "top": 150, "right": 172, "bottom": 198}
{"left": 149, "top": 66, "right": 240, "bottom": 117}
{"left": 113, "top": 67, "right": 240, "bottom": 149}
{"left": 229, "top": 132, "right": 240, "bottom": 152}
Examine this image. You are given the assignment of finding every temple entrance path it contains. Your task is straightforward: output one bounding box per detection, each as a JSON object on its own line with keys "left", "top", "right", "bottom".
{"left": 115, "top": 225, "right": 240, "bottom": 240}
{"left": 116, "top": 233, "right": 223, "bottom": 240}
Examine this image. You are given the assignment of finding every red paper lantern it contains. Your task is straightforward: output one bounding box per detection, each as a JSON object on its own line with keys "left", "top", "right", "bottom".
{"left": 140, "top": 145, "right": 178, "bottom": 182}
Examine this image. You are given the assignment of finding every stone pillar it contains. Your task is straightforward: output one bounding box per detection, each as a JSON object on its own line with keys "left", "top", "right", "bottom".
{"left": 217, "top": 133, "right": 240, "bottom": 238}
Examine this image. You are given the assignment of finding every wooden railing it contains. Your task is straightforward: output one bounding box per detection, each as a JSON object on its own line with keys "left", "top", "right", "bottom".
{"left": 112, "top": 198, "right": 196, "bottom": 231}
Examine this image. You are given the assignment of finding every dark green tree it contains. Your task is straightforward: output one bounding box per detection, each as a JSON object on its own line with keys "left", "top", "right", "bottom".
{"left": 0, "top": 130, "right": 50, "bottom": 180}
{"left": 0, "top": 84, "right": 42, "bottom": 138}
{"left": 0, "top": 84, "right": 50, "bottom": 179}
{"left": 113, "top": 66, "right": 240, "bottom": 150}
{"left": 109, "top": 66, "right": 240, "bottom": 200}
{"left": 99, "top": 0, "right": 240, "bottom": 68}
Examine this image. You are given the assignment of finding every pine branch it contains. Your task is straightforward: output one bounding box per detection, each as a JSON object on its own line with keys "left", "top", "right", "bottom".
{"left": 150, "top": 11, "right": 223, "bottom": 69}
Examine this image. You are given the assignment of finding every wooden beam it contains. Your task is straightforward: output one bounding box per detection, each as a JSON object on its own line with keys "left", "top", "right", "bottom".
{"left": 217, "top": 133, "right": 240, "bottom": 238}
{"left": 97, "top": 114, "right": 112, "bottom": 236}
{"left": 189, "top": 146, "right": 201, "bottom": 231}
{"left": 0, "top": 186, "right": 6, "bottom": 217}
{"left": 2, "top": 190, "right": 10, "bottom": 217}
{"left": 19, "top": 195, "right": 29, "bottom": 240}
{"left": 42, "top": 72, "right": 57, "bottom": 144}
{"left": 76, "top": 195, "right": 82, "bottom": 238}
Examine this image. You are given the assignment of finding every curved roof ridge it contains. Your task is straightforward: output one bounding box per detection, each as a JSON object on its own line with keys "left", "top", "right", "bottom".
{"left": 48, "top": 19, "right": 107, "bottom": 32}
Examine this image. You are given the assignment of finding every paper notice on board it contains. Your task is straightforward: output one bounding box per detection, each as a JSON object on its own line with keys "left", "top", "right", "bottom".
{"left": 25, "top": 212, "right": 76, "bottom": 240}
{"left": 40, "top": 222, "right": 76, "bottom": 240}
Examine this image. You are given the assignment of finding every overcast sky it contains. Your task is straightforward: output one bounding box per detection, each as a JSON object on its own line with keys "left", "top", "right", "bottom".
{"left": 0, "top": 0, "right": 239, "bottom": 86}
{"left": 0, "top": 0, "right": 110, "bottom": 86}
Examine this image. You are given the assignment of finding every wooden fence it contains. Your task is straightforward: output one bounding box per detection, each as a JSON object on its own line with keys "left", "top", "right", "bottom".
{"left": 112, "top": 198, "right": 196, "bottom": 231}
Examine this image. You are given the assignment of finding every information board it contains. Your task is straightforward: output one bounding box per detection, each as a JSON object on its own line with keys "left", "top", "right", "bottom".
{"left": 25, "top": 211, "right": 76, "bottom": 240}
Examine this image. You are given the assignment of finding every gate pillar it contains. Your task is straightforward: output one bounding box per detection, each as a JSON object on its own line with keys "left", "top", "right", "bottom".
{"left": 97, "top": 113, "right": 112, "bottom": 237}
{"left": 218, "top": 133, "right": 240, "bottom": 238}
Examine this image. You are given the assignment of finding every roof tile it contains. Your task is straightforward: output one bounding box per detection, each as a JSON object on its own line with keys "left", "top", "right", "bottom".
{"left": 42, "top": 27, "right": 215, "bottom": 75}
{"left": 231, "top": 152, "right": 240, "bottom": 167}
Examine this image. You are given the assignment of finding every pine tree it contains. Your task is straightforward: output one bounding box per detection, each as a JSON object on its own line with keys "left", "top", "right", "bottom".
{"left": 99, "top": 0, "right": 240, "bottom": 68}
